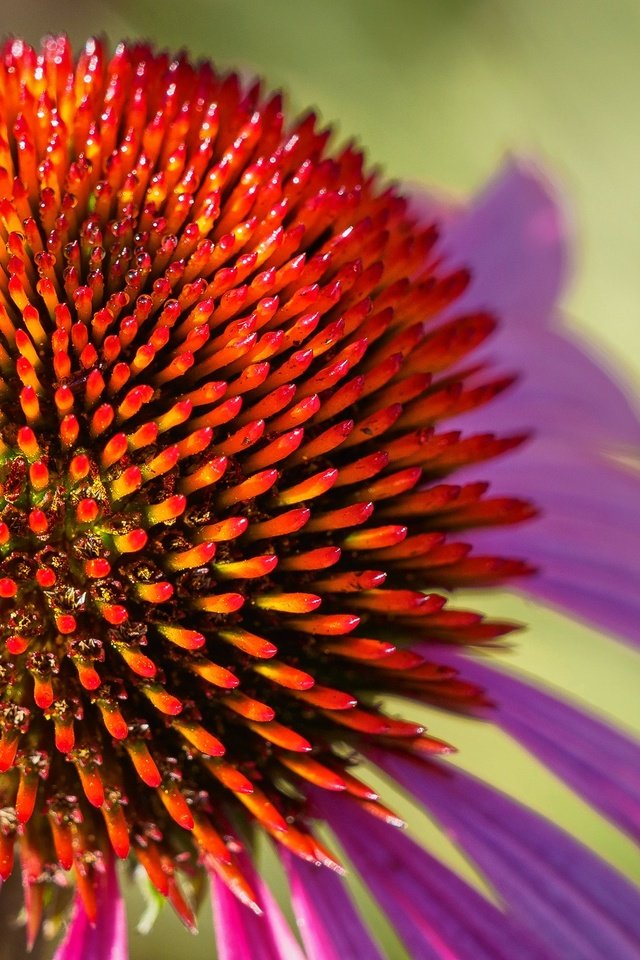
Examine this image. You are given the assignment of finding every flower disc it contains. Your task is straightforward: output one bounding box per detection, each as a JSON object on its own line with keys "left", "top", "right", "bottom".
{"left": 0, "top": 36, "right": 534, "bottom": 929}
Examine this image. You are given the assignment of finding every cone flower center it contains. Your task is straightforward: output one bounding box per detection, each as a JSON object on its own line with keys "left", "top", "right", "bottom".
{"left": 0, "top": 36, "right": 535, "bottom": 934}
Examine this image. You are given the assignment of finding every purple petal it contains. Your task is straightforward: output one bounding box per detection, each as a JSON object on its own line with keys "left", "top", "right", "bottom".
{"left": 282, "top": 849, "right": 384, "bottom": 960}
{"left": 422, "top": 161, "right": 640, "bottom": 645}
{"left": 371, "top": 751, "right": 640, "bottom": 960}
{"left": 53, "top": 858, "right": 127, "bottom": 960}
{"left": 453, "top": 331, "right": 640, "bottom": 451}
{"left": 438, "top": 159, "right": 568, "bottom": 334}
{"left": 314, "top": 791, "right": 554, "bottom": 960}
{"left": 426, "top": 649, "right": 640, "bottom": 840}
{"left": 431, "top": 161, "right": 639, "bottom": 448}
{"left": 210, "top": 856, "right": 306, "bottom": 960}
{"left": 456, "top": 433, "right": 640, "bottom": 646}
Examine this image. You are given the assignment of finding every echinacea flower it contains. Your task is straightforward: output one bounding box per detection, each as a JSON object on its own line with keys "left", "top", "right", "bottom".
{"left": 0, "top": 34, "right": 636, "bottom": 960}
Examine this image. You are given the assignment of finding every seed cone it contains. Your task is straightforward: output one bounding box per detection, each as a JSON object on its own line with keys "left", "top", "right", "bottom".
{"left": 0, "top": 36, "right": 535, "bottom": 934}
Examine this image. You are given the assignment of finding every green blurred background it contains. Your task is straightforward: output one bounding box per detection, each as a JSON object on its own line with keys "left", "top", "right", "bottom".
{"left": 5, "top": 1, "right": 640, "bottom": 956}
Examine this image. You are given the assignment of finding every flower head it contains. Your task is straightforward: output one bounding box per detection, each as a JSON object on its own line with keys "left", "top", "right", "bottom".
{"left": 0, "top": 36, "right": 637, "bottom": 960}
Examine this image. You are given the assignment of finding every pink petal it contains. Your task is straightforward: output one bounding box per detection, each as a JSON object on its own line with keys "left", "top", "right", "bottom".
{"left": 53, "top": 858, "right": 127, "bottom": 960}
{"left": 436, "top": 159, "right": 568, "bottom": 333}
{"left": 370, "top": 751, "right": 640, "bottom": 960}
{"left": 458, "top": 448, "right": 640, "bottom": 644}
{"left": 423, "top": 646, "right": 640, "bottom": 840}
{"left": 420, "top": 161, "right": 640, "bottom": 645}
{"left": 314, "top": 791, "right": 553, "bottom": 960}
{"left": 210, "top": 855, "right": 306, "bottom": 960}
{"left": 282, "top": 849, "right": 384, "bottom": 960}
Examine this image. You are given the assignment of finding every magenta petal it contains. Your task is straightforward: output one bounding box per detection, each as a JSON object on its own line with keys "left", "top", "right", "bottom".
{"left": 438, "top": 159, "right": 567, "bottom": 333}
{"left": 458, "top": 438, "right": 640, "bottom": 646}
{"left": 426, "top": 650, "right": 640, "bottom": 840}
{"left": 53, "top": 858, "right": 127, "bottom": 960}
{"left": 371, "top": 752, "right": 640, "bottom": 960}
{"left": 414, "top": 156, "right": 620, "bottom": 472}
{"left": 314, "top": 791, "right": 553, "bottom": 960}
{"left": 432, "top": 161, "right": 639, "bottom": 449}
{"left": 282, "top": 849, "right": 384, "bottom": 960}
{"left": 209, "top": 857, "right": 306, "bottom": 960}
{"left": 423, "top": 161, "right": 640, "bottom": 645}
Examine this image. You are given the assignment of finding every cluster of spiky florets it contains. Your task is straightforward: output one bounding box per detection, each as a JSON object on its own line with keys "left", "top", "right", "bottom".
{"left": 0, "top": 36, "right": 535, "bottom": 938}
